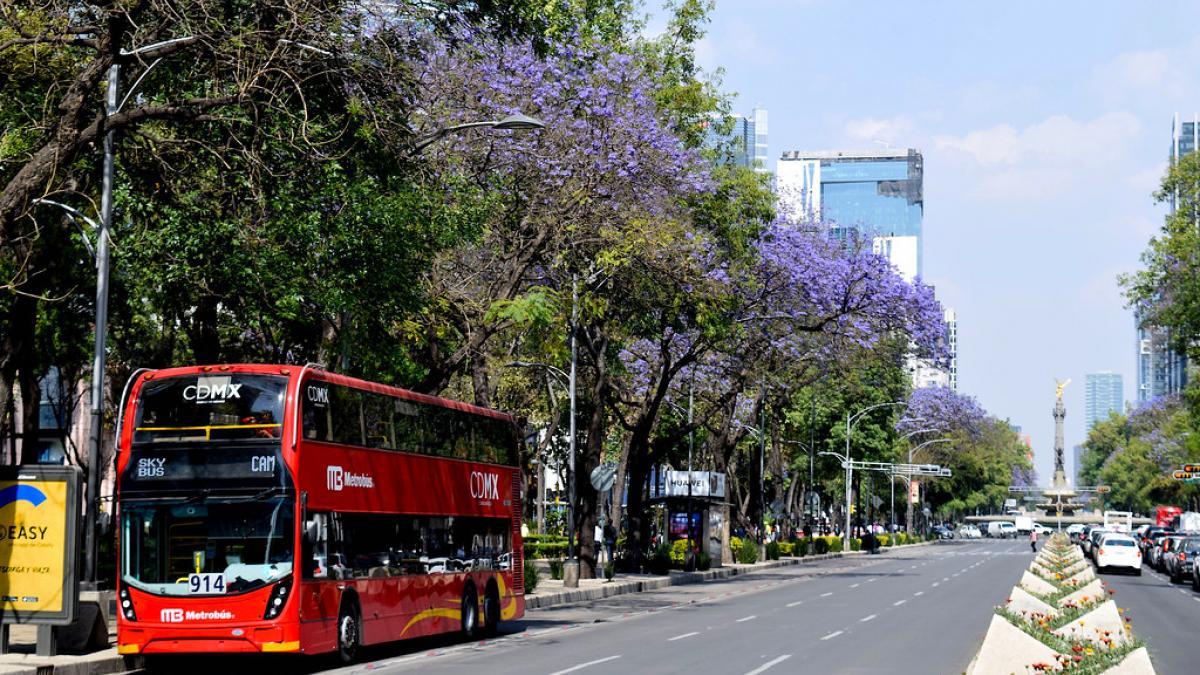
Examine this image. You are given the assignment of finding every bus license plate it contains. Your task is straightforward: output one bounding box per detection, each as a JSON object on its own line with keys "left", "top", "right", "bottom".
{"left": 188, "top": 573, "right": 226, "bottom": 594}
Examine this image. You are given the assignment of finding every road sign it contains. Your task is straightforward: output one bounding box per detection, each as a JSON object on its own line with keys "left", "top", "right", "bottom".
{"left": 590, "top": 463, "right": 617, "bottom": 492}
{"left": 1184, "top": 464, "right": 1200, "bottom": 473}
{"left": 870, "top": 495, "right": 883, "bottom": 509}
{"left": 1095, "top": 485, "right": 1111, "bottom": 493}
{"left": 1172, "top": 470, "right": 1196, "bottom": 481}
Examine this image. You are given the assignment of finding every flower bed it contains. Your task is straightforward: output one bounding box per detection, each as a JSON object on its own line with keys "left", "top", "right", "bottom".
{"left": 968, "top": 533, "right": 1155, "bottom": 674}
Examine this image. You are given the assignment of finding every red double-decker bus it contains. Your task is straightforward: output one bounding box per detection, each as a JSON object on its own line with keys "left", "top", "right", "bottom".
{"left": 115, "top": 364, "right": 524, "bottom": 661}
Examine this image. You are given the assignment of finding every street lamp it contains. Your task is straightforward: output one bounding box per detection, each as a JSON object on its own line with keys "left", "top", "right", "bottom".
{"left": 906, "top": 437, "right": 952, "bottom": 537}
{"left": 843, "top": 401, "right": 906, "bottom": 551}
{"left": 411, "top": 113, "right": 545, "bottom": 152}
{"left": 889, "top": 427, "right": 941, "bottom": 533}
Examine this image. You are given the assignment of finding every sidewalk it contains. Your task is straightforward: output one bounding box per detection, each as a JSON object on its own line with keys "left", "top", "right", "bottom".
{"left": 0, "top": 621, "right": 130, "bottom": 675}
{"left": 0, "top": 542, "right": 932, "bottom": 674}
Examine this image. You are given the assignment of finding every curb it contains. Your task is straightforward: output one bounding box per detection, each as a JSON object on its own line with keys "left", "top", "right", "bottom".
{"left": 525, "top": 540, "right": 936, "bottom": 610}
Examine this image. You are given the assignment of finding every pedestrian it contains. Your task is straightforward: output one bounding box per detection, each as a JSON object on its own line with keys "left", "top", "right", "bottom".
{"left": 603, "top": 521, "right": 617, "bottom": 566}
{"left": 595, "top": 522, "right": 605, "bottom": 564}
{"left": 1029, "top": 528, "right": 1038, "bottom": 553}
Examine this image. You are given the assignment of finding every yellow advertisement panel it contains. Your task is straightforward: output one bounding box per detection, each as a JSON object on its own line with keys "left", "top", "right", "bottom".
{"left": 0, "top": 467, "right": 79, "bottom": 625}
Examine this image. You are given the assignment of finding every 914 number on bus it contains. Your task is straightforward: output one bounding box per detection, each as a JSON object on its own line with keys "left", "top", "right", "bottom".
{"left": 188, "top": 573, "right": 226, "bottom": 594}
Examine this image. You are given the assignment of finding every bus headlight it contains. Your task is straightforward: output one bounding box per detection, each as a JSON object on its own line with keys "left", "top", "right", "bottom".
{"left": 119, "top": 587, "right": 137, "bottom": 622}
{"left": 262, "top": 576, "right": 293, "bottom": 620}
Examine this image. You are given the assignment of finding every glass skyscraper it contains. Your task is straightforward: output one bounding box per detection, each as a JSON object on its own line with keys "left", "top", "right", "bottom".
{"left": 702, "top": 107, "right": 768, "bottom": 173}
{"left": 1136, "top": 115, "right": 1193, "bottom": 402}
{"left": 1084, "top": 372, "right": 1123, "bottom": 431}
{"left": 775, "top": 148, "right": 924, "bottom": 279}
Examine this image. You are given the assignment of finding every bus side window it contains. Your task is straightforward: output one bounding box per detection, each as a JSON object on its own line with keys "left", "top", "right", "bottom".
{"left": 303, "top": 513, "right": 328, "bottom": 579}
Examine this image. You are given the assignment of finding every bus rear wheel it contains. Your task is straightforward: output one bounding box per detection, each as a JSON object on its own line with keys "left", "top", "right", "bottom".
{"left": 461, "top": 586, "right": 480, "bottom": 639}
{"left": 483, "top": 584, "right": 501, "bottom": 637}
{"left": 337, "top": 601, "right": 360, "bottom": 663}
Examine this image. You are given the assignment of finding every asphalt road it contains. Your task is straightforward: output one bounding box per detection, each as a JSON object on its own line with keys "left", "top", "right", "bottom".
{"left": 1092, "top": 549, "right": 1200, "bottom": 675}
{"left": 298, "top": 538, "right": 1033, "bottom": 675}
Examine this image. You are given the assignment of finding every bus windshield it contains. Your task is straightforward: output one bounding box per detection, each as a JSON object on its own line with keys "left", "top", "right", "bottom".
{"left": 121, "top": 496, "right": 294, "bottom": 596}
{"left": 134, "top": 374, "right": 287, "bottom": 444}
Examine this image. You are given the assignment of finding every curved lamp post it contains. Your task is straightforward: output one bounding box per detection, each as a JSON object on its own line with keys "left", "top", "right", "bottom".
{"left": 843, "top": 401, "right": 906, "bottom": 550}
{"left": 906, "top": 438, "right": 953, "bottom": 537}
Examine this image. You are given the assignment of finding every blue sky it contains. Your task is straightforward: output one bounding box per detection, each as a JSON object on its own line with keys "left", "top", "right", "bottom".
{"left": 649, "top": 1, "right": 1200, "bottom": 482}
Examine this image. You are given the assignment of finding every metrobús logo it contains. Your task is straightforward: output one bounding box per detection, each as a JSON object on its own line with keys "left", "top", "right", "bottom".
{"left": 159, "top": 608, "right": 233, "bottom": 623}
{"left": 326, "top": 466, "right": 374, "bottom": 491}
{"left": 470, "top": 471, "right": 500, "bottom": 501}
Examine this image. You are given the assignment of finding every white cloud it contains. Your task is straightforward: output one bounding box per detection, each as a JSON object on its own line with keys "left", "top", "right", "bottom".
{"left": 934, "top": 112, "right": 1141, "bottom": 167}
{"left": 843, "top": 116, "right": 914, "bottom": 144}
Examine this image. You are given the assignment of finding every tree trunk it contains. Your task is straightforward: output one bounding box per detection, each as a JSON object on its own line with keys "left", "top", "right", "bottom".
{"left": 17, "top": 367, "right": 41, "bottom": 465}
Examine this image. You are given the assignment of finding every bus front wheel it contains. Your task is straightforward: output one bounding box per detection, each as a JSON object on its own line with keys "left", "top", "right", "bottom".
{"left": 337, "top": 600, "right": 360, "bottom": 663}
{"left": 461, "top": 586, "right": 480, "bottom": 639}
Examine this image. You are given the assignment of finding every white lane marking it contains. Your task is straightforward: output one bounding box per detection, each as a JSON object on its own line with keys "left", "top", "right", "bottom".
{"left": 820, "top": 631, "right": 843, "bottom": 641}
{"left": 850, "top": 583, "right": 860, "bottom": 588}
{"left": 932, "top": 582, "right": 940, "bottom": 587}
{"left": 786, "top": 600, "right": 804, "bottom": 607}
{"left": 893, "top": 599, "right": 907, "bottom": 606}
{"left": 736, "top": 615, "right": 757, "bottom": 623}
{"left": 860, "top": 614, "right": 877, "bottom": 622}
{"left": 820, "top": 592, "right": 834, "bottom": 597}
{"left": 867, "top": 578, "right": 878, "bottom": 583}
{"left": 914, "top": 591, "right": 923, "bottom": 596}
{"left": 668, "top": 632, "right": 699, "bottom": 641}
{"left": 549, "top": 655, "right": 622, "bottom": 675}
{"left": 942, "top": 577, "right": 950, "bottom": 582}
{"left": 743, "top": 655, "right": 792, "bottom": 675}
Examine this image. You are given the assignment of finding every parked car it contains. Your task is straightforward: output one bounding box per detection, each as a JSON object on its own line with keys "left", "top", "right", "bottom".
{"left": 932, "top": 525, "right": 954, "bottom": 540}
{"left": 987, "top": 521, "right": 1017, "bottom": 539}
{"left": 1164, "top": 536, "right": 1200, "bottom": 583}
{"left": 956, "top": 524, "right": 982, "bottom": 539}
{"left": 1093, "top": 533, "right": 1142, "bottom": 575}
{"left": 1033, "top": 524, "right": 1052, "bottom": 535}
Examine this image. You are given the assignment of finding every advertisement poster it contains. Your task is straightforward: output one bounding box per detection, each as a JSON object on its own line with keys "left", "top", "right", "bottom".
{"left": 0, "top": 467, "right": 79, "bottom": 625}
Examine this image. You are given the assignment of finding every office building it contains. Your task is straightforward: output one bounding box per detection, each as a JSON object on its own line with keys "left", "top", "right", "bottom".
{"left": 777, "top": 148, "right": 924, "bottom": 280}
{"left": 1084, "top": 372, "right": 1123, "bottom": 431}
{"left": 1137, "top": 116, "right": 1195, "bottom": 402}
{"left": 703, "top": 107, "right": 768, "bottom": 173}
{"left": 910, "top": 308, "right": 958, "bottom": 390}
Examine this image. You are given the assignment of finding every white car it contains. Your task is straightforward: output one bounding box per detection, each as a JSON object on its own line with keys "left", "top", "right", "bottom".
{"left": 1094, "top": 533, "right": 1142, "bottom": 575}
{"left": 957, "top": 525, "right": 982, "bottom": 539}
{"left": 1033, "top": 524, "right": 1052, "bottom": 535}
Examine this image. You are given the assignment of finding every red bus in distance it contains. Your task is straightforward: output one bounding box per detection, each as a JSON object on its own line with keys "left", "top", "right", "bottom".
{"left": 115, "top": 364, "right": 524, "bottom": 661}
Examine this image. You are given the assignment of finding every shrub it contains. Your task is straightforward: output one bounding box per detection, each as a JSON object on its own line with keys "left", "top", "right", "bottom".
{"left": 696, "top": 551, "right": 711, "bottom": 570}
{"left": 524, "top": 559, "right": 540, "bottom": 594}
{"left": 737, "top": 539, "right": 759, "bottom": 564}
{"left": 649, "top": 543, "right": 673, "bottom": 574}
{"left": 895, "top": 533, "right": 907, "bottom": 546}
{"left": 670, "top": 539, "right": 690, "bottom": 567}
{"left": 765, "top": 541, "right": 781, "bottom": 560}
{"left": 603, "top": 562, "right": 615, "bottom": 581}
{"left": 730, "top": 536, "right": 744, "bottom": 560}
{"left": 777, "top": 542, "right": 794, "bottom": 556}
{"left": 876, "top": 534, "right": 890, "bottom": 547}
{"left": 548, "top": 558, "right": 564, "bottom": 580}
{"left": 827, "top": 537, "right": 844, "bottom": 553}
{"left": 813, "top": 537, "right": 829, "bottom": 555}
{"left": 850, "top": 537, "right": 861, "bottom": 552}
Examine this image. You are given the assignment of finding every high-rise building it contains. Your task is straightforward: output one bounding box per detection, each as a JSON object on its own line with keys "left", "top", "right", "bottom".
{"left": 703, "top": 107, "right": 768, "bottom": 173}
{"left": 776, "top": 148, "right": 924, "bottom": 280}
{"left": 1085, "top": 372, "right": 1123, "bottom": 431}
{"left": 1137, "top": 116, "right": 1194, "bottom": 402}
{"left": 911, "top": 308, "right": 958, "bottom": 390}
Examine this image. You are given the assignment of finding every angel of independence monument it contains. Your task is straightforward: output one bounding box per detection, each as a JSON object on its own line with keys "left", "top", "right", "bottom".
{"left": 1037, "top": 379, "right": 1085, "bottom": 516}
{"left": 991, "top": 380, "right": 1151, "bottom": 528}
